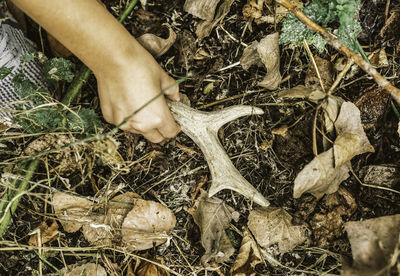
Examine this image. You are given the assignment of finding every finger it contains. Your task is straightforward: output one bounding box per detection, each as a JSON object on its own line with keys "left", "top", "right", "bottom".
{"left": 142, "top": 129, "right": 164, "bottom": 143}
{"left": 161, "top": 74, "right": 180, "bottom": 101}
{"left": 157, "top": 113, "right": 181, "bottom": 139}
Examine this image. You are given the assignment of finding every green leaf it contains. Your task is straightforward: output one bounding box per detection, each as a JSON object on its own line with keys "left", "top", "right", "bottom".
{"left": 43, "top": 58, "right": 75, "bottom": 83}
{"left": 0, "top": 67, "right": 13, "bottom": 80}
{"left": 279, "top": 0, "right": 364, "bottom": 55}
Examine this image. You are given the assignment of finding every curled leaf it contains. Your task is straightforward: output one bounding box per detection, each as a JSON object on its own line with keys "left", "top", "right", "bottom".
{"left": 230, "top": 228, "right": 262, "bottom": 276}
{"left": 137, "top": 25, "right": 177, "bottom": 58}
{"left": 294, "top": 102, "right": 374, "bottom": 198}
{"left": 184, "top": 0, "right": 221, "bottom": 21}
{"left": 344, "top": 215, "right": 400, "bottom": 276}
{"left": 241, "top": 33, "right": 282, "bottom": 90}
{"left": 28, "top": 220, "right": 59, "bottom": 246}
{"left": 195, "top": 0, "right": 234, "bottom": 40}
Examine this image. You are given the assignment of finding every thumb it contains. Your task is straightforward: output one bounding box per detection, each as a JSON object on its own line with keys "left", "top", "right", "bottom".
{"left": 161, "top": 73, "right": 180, "bottom": 101}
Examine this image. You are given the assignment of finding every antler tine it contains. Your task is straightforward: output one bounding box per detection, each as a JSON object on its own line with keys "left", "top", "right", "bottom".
{"left": 169, "top": 101, "right": 269, "bottom": 207}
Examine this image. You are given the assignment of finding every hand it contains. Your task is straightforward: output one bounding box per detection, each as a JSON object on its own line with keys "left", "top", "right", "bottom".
{"left": 95, "top": 47, "right": 180, "bottom": 143}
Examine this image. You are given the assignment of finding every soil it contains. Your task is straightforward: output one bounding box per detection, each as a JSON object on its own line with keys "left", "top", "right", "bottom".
{"left": 1, "top": 0, "right": 400, "bottom": 275}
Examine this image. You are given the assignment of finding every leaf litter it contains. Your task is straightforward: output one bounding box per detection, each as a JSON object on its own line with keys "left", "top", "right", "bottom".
{"left": 2, "top": 0, "right": 400, "bottom": 274}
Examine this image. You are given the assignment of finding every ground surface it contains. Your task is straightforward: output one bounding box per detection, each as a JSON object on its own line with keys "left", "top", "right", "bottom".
{"left": 1, "top": 0, "right": 400, "bottom": 275}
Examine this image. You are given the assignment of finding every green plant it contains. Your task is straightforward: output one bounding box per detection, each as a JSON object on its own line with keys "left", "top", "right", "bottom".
{"left": 13, "top": 55, "right": 101, "bottom": 134}
{"left": 279, "top": 0, "right": 366, "bottom": 59}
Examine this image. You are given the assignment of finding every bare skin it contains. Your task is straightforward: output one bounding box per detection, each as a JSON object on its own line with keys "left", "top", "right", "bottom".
{"left": 11, "top": 0, "right": 180, "bottom": 143}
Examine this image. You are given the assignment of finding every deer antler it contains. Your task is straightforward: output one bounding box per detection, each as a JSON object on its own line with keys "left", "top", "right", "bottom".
{"left": 169, "top": 101, "right": 270, "bottom": 207}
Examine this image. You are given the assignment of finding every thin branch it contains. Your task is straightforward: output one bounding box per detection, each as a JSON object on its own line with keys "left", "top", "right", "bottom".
{"left": 276, "top": 0, "right": 400, "bottom": 105}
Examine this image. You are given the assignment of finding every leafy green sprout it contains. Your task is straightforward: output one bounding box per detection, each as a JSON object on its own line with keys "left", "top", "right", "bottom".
{"left": 9, "top": 53, "right": 101, "bottom": 134}
{"left": 279, "top": 0, "right": 368, "bottom": 61}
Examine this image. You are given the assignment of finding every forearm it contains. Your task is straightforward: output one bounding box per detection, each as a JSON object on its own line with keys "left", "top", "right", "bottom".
{"left": 11, "top": 0, "right": 145, "bottom": 76}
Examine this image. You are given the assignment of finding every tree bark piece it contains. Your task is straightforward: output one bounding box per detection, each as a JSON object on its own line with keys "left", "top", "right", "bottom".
{"left": 276, "top": 0, "right": 400, "bottom": 105}
{"left": 169, "top": 101, "right": 270, "bottom": 207}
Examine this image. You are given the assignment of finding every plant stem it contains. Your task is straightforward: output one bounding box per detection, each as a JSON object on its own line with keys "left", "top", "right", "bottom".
{"left": 276, "top": 0, "right": 400, "bottom": 105}
{"left": 0, "top": 159, "right": 39, "bottom": 237}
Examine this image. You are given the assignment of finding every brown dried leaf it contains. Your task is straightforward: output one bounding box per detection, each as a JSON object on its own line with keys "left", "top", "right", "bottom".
{"left": 355, "top": 87, "right": 390, "bottom": 130}
{"left": 121, "top": 199, "right": 176, "bottom": 251}
{"left": 240, "top": 41, "right": 264, "bottom": 70}
{"left": 137, "top": 25, "right": 177, "bottom": 58}
{"left": 80, "top": 215, "right": 112, "bottom": 246}
{"left": 240, "top": 33, "right": 281, "bottom": 90}
{"left": 184, "top": 0, "right": 221, "bottom": 21}
{"left": 189, "top": 190, "right": 237, "bottom": 265}
{"left": 28, "top": 220, "right": 59, "bottom": 246}
{"left": 195, "top": 0, "right": 234, "bottom": 40}
{"left": 334, "top": 102, "right": 375, "bottom": 167}
{"left": 343, "top": 215, "right": 400, "bottom": 276}
{"left": 305, "top": 55, "right": 334, "bottom": 90}
{"left": 52, "top": 192, "right": 94, "bottom": 233}
{"left": 60, "top": 263, "right": 107, "bottom": 276}
{"left": 278, "top": 85, "right": 325, "bottom": 103}
{"left": 248, "top": 207, "right": 309, "bottom": 253}
{"left": 257, "top": 32, "right": 282, "bottom": 90}
{"left": 105, "top": 192, "right": 139, "bottom": 228}
{"left": 294, "top": 102, "right": 374, "bottom": 199}
{"left": 136, "top": 256, "right": 170, "bottom": 276}
{"left": 230, "top": 228, "right": 262, "bottom": 276}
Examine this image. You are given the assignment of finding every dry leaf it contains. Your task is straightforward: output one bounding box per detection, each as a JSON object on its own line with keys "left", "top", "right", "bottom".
{"left": 121, "top": 199, "right": 176, "bottom": 251}
{"left": 278, "top": 85, "right": 325, "bottom": 103}
{"left": 305, "top": 55, "right": 334, "bottom": 90}
{"left": 343, "top": 215, "right": 400, "bottom": 276}
{"left": 241, "top": 33, "right": 282, "bottom": 90}
{"left": 322, "top": 96, "right": 343, "bottom": 133}
{"left": 240, "top": 41, "right": 264, "bottom": 70}
{"left": 105, "top": 192, "right": 140, "bottom": 228}
{"left": 355, "top": 87, "right": 390, "bottom": 130}
{"left": 369, "top": 48, "right": 389, "bottom": 68}
{"left": 80, "top": 215, "right": 112, "bottom": 246}
{"left": 137, "top": 25, "right": 177, "bottom": 57}
{"left": 195, "top": 0, "right": 234, "bottom": 40}
{"left": 60, "top": 263, "right": 107, "bottom": 276}
{"left": 136, "top": 256, "right": 170, "bottom": 276}
{"left": 52, "top": 192, "right": 94, "bottom": 233}
{"left": 293, "top": 102, "right": 374, "bottom": 199}
{"left": 189, "top": 190, "right": 237, "bottom": 265}
{"left": 257, "top": 33, "right": 282, "bottom": 90}
{"left": 230, "top": 228, "right": 262, "bottom": 276}
{"left": 248, "top": 207, "right": 309, "bottom": 253}
{"left": 184, "top": 0, "right": 221, "bottom": 21}
{"left": 28, "top": 220, "right": 59, "bottom": 246}
{"left": 334, "top": 102, "right": 375, "bottom": 166}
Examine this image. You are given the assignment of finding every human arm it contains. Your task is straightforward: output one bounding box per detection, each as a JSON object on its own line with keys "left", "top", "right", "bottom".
{"left": 11, "top": 0, "right": 180, "bottom": 143}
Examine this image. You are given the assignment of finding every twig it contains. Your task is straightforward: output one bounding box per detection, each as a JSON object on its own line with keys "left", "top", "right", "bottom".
{"left": 276, "top": 0, "right": 400, "bottom": 105}
{"left": 303, "top": 40, "right": 325, "bottom": 93}
{"left": 327, "top": 58, "right": 354, "bottom": 96}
